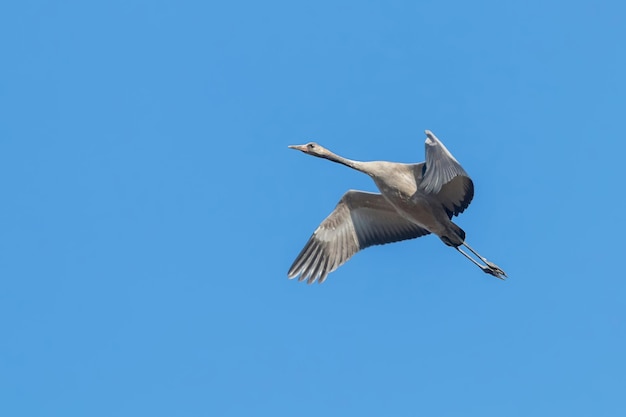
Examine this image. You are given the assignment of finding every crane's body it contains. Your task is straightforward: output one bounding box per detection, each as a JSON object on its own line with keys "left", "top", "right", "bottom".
{"left": 366, "top": 163, "right": 451, "bottom": 236}
{"left": 288, "top": 130, "right": 506, "bottom": 284}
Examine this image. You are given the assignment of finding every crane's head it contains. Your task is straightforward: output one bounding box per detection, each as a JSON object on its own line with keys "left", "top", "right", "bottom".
{"left": 288, "top": 142, "right": 330, "bottom": 158}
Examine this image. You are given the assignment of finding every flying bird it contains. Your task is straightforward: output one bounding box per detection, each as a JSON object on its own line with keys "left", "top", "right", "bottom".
{"left": 287, "top": 130, "right": 507, "bottom": 284}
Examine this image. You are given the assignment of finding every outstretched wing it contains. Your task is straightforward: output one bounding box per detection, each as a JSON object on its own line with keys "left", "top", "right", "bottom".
{"left": 288, "top": 190, "right": 430, "bottom": 284}
{"left": 420, "top": 130, "right": 474, "bottom": 218}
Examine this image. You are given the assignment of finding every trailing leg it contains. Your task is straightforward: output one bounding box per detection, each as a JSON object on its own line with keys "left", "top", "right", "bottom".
{"left": 454, "top": 244, "right": 507, "bottom": 280}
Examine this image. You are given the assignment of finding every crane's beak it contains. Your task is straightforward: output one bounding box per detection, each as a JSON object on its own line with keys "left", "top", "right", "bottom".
{"left": 288, "top": 144, "right": 307, "bottom": 152}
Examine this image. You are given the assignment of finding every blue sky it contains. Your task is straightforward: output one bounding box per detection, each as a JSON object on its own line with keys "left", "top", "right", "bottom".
{"left": 1, "top": 0, "right": 625, "bottom": 416}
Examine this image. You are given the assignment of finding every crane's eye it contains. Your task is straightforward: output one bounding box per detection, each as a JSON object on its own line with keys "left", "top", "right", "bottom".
{"left": 308, "top": 143, "right": 315, "bottom": 149}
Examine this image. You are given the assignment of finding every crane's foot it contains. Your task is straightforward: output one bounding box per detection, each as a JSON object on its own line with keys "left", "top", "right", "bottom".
{"left": 482, "top": 261, "right": 507, "bottom": 280}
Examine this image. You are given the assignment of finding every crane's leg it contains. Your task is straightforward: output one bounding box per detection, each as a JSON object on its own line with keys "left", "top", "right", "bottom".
{"left": 462, "top": 242, "right": 507, "bottom": 278}
{"left": 455, "top": 244, "right": 507, "bottom": 279}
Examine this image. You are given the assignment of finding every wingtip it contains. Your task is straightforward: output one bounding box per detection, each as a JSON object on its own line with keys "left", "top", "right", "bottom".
{"left": 424, "top": 129, "right": 437, "bottom": 145}
{"left": 287, "top": 268, "right": 299, "bottom": 279}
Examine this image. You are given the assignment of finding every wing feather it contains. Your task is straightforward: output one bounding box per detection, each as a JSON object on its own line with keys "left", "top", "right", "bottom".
{"left": 288, "top": 190, "right": 430, "bottom": 284}
{"left": 420, "top": 130, "right": 474, "bottom": 218}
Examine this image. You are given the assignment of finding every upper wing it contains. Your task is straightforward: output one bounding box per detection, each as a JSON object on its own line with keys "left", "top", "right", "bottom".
{"left": 419, "top": 130, "right": 474, "bottom": 218}
{"left": 288, "top": 190, "right": 430, "bottom": 284}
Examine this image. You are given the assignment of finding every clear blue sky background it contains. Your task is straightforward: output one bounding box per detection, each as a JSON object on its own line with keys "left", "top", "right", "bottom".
{"left": 1, "top": 1, "right": 625, "bottom": 416}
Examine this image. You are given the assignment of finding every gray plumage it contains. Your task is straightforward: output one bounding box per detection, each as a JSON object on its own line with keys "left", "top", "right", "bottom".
{"left": 287, "top": 130, "right": 506, "bottom": 284}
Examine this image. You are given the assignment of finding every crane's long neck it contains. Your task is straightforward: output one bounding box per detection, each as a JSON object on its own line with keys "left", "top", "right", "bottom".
{"left": 322, "top": 151, "right": 367, "bottom": 173}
